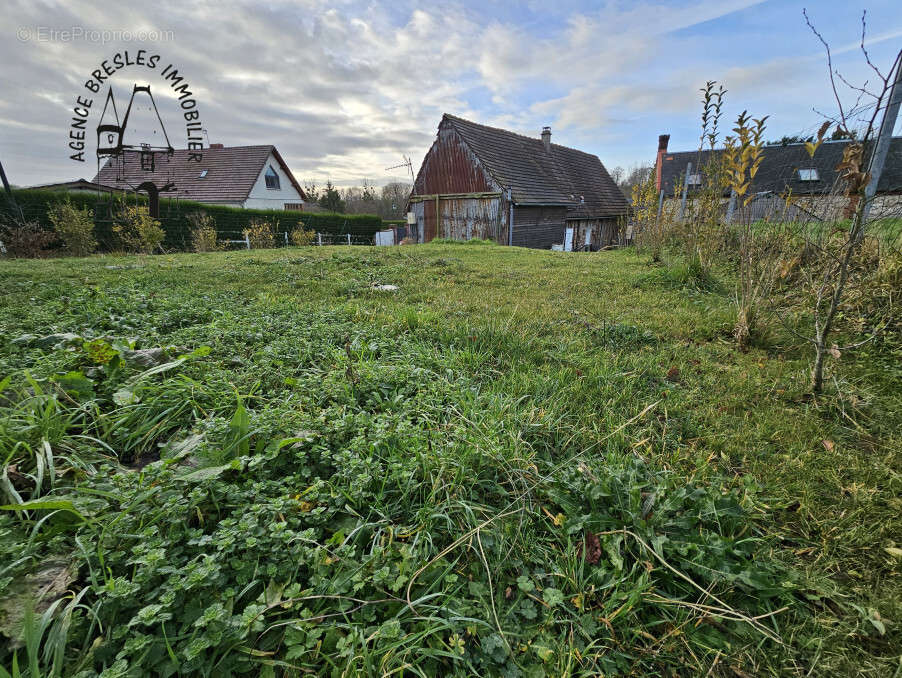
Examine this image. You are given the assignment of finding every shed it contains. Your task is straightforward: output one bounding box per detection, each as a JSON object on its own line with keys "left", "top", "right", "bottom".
{"left": 409, "top": 115, "right": 628, "bottom": 249}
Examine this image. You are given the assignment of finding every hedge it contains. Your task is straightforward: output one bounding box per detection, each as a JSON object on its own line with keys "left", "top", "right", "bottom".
{"left": 1, "top": 189, "right": 384, "bottom": 251}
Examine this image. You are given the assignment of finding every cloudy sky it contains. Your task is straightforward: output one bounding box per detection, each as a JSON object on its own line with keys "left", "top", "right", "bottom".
{"left": 3, "top": 0, "right": 901, "bottom": 189}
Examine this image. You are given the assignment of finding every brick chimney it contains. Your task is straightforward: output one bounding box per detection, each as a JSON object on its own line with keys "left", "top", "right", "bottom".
{"left": 655, "top": 134, "right": 669, "bottom": 191}
{"left": 209, "top": 143, "right": 224, "bottom": 149}
{"left": 541, "top": 126, "right": 551, "bottom": 152}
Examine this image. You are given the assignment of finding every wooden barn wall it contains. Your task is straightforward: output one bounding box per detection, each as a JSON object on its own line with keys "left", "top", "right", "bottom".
{"left": 410, "top": 201, "right": 425, "bottom": 242}
{"left": 572, "top": 217, "right": 621, "bottom": 249}
{"left": 415, "top": 126, "right": 497, "bottom": 195}
{"left": 511, "top": 206, "right": 568, "bottom": 249}
{"left": 438, "top": 197, "right": 503, "bottom": 241}
{"left": 411, "top": 197, "right": 503, "bottom": 243}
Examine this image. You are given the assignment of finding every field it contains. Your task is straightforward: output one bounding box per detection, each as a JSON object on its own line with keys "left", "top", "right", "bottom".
{"left": 0, "top": 242, "right": 899, "bottom": 677}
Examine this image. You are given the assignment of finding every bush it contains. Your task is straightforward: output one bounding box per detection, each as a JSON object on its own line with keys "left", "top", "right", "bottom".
{"left": 6, "top": 189, "right": 385, "bottom": 252}
{"left": 1, "top": 218, "right": 57, "bottom": 257}
{"left": 244, "top": 219, "right": 276, "bottom": 249}
{"left": 290, "top": 225, "right": 316, "bottom": 246}
{"left": 187, "top": 212, "right": 221, "bottom": 252}
{"left": 113, "top": 205, "right": 165, "bottom": 253}
{"left": 47, "top": 200, "right": 96, "bottom": 256}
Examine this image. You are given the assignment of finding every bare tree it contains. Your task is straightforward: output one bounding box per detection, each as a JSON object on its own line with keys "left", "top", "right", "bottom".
{"left": 801, "top": 9, "right": 902, "bottom": 393}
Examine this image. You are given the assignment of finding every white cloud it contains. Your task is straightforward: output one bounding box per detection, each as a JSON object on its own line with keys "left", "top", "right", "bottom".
{"left": 1, "top": 0, "right": 899, "bottom": 188}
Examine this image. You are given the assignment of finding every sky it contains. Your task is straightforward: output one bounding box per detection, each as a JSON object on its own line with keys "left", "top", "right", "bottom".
{"left": 2, "top": 0, "right": 901, "bottom": 189}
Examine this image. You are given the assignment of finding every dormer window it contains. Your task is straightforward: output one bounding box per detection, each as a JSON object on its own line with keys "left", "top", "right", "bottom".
{"left": 265, "top": 165, "right": 281, "bottom": 189}
{"left": 798, "top": 168, "right": 819, "bottom": 181}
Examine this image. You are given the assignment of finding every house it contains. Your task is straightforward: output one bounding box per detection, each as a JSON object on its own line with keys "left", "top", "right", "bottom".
{"left": 26, "top": 179, "right": 125, "bottom": 194}
{"left": 655, "top": 134, "right": 902, "bottom": 220}
{"left": 94, "top": 144, "right": 309, "bottom": 215}
{"left": 408, "top": 114, "right": 628, "bottom": 249}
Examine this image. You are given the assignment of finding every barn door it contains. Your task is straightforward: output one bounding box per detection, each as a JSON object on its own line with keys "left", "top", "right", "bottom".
{"left": 423, "top": 197, "right": 438, "bottom": 242}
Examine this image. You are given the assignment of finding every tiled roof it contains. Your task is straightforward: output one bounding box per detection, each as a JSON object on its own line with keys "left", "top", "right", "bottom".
{"left": 27, "top": 179, "right": 124, "bottom": 192}
{"left": 93, "top": 145, "right": 306, "bottom": 203}
{"left": 659, "top": 137, "right": 902, "bottom": 198}
{"left": 442, "top": 114, "right": 628, "bottom": 217}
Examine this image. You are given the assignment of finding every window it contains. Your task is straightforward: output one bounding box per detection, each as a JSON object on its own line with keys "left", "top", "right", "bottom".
{"left": 198, "top": 169, "right": 208, "bottom": 178}
{"left": 798, "top": 168, "right": 819, "bottom": 181}
{"left": 284, "top": 203, "right": 303, "bottom": 211}
{"left": 265, "top": 165, "right": 281, "bottom": 190}
{"left": 687, "top": 173, "right": 701, "bottom": 186}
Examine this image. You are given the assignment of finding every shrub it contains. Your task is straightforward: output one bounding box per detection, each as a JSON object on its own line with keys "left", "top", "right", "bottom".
{"left": 113, "top": 205, "right": 165, "bottom": 253}
{"left": 0, "top": 218, "right": 56, "bottom": 257}
{"left": 7, "top": 189, "right": 385, "bottom": 251}
{"left": 187, "top": 212, "right": 221, "bottom": 252}
{"left": 243, "top": 219, "right": 276, "bottom": 249}
{"left": 47, "top": 200, "right": 96, "bottom": 256}
{"left": 290, "top": 225, "right": 316, "bottom": 246}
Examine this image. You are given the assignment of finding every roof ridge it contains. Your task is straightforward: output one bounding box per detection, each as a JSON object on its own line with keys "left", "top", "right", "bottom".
{"left": 442, "top": 113, "right": 598, "bottom": 158}
{"left": 666, "top": 136, "right": 902, "bottom": 156}
{"left": 114, "top": 144, "right": 275, "bottom": 153}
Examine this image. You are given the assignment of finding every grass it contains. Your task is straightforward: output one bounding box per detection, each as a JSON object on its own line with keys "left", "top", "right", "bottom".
{"left": 0, "top": 243, "right": 899, "bottom": 676}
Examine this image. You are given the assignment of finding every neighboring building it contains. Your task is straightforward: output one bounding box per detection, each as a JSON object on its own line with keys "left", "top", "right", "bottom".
{"left": 409, "top": 114, "right": 628, "bottom": 249}
{"left": 95, "top": 144, "right": 308, "bottom": 212}
{"left": 26, "top": 179, "right": 125, "bottom": 194}
{"left": 655, "top": 134, "right": 902, "bottom": 220}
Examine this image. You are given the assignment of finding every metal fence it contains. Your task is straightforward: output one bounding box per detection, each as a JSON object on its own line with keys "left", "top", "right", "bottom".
{"left": 217, "top": 230, "right": 375, "bottom": 249}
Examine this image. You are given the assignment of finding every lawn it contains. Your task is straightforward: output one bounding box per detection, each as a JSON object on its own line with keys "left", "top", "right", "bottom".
{"left": 0, "top": 243, "right": 899, "bottom": 677}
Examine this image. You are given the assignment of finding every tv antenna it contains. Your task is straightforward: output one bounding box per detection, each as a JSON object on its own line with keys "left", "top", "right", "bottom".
{"left": 385, "top": 155, "right": 415, "bottom": 185}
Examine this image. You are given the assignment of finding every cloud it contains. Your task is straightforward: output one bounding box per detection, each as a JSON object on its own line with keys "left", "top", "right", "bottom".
{"left": 1, "top": 0, "right": 900, "bottom": 188}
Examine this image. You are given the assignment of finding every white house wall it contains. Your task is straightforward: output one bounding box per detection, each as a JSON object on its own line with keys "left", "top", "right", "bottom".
{"left": 242, "top": 152, "right": 305, "bottom": 210}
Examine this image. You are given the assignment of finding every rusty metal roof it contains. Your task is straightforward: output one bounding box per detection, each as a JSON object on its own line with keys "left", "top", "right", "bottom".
{"left": 440, "top": 114, "right": 628, "bottom": 217}
{"left": 93, "top": 145, "right": 306, "bottom": 203}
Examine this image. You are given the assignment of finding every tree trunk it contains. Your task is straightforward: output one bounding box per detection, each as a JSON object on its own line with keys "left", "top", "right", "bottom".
{"left": 810, "top": 206, "right": 864, "bottom": 393}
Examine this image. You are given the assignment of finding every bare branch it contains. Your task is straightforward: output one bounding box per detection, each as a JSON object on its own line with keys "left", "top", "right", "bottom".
{"left": 834, "top": 70, "right": 878, "bottom": 101}
{"left": 804, "top": 8, "right": 848, "bottom": 131}
{"left": 860, "top": 10, "right": 887, "bottom": 83}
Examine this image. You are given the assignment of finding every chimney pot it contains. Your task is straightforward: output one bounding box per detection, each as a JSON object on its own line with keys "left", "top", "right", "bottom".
{"left": 541, "top": 126, "right": 551, "bottom": 152}
{"left": 655, "top": 134, "right": 671, "bottom": 191}
{"left": 210, "top": 143, "right": 224, "bottom": 149}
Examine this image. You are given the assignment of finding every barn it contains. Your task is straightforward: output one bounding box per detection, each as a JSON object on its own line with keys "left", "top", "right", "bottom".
{"left": 408, "top": 115, "right": 628, "bottom": 249}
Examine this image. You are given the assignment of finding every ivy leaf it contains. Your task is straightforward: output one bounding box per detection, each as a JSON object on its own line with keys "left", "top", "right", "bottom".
{"left": 54, "top": 371, "right": 95, "bottom": 401}
{"left": 180, "top": 459, "right": 241, "bottom": 482}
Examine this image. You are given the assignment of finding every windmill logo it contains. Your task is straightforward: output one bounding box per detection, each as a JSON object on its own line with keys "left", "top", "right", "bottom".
{"left": 96, "top": 84, "right": 174, "bottom": 171}
{"left": 65, "top": 51, "right": 208, "bottom": 215}
{"left": 67, "top": 51, "right": 206, "bottom": 167}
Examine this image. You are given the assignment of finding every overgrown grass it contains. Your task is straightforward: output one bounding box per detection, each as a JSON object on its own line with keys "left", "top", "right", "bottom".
{"left": 0, "top": 244, "right": 898, "bottom": 676}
